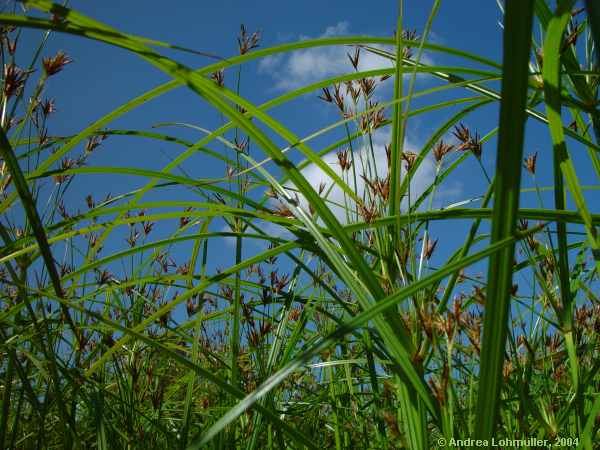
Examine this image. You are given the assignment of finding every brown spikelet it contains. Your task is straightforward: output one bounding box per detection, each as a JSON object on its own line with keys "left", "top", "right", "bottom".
{"left": 336, "top": 149, "right": 352, "bottom": 171}
{"left": 238, "top": 25, "right": 260, "bottom": 55}
{"left": 424, "top": 237, "right": 438, "bottom": 259}
{"left": 347, "top": 47, "right": 360, "bottom": 70}
{"left": 358, "top": 77, "right": 376, "bottom": 98}
{"left": 401, "top": 151, "right": 417, "bottom": 171}
{"left": 332, "top": 83, "right": 346, "bottom": 114}
{"left": 318, "top": 181, "right": 327, "bottom": 195}
{"left": 524, "top": 152, "right": 537, "bottom": 175}
{"left": 384, "top": 143, "right": 392, "bottom": 168}
{"left": 318, "top": 87, "right": 333, "bottom": 103}
{"left": 3, "top": 63, "right": 31, "bottom": 99}
{"left": 273, "top": 202, "right": 294, "bottom": 218}
{"left": 560, "top": 20, "right": 580, "bottom": 54}
{"left": 432, "top": 140, "right": 454, "bottom": 163}
{"left": 41, "top": 99, "right": 56, "bottom": 117}
{"left": 344, "top": 80, "right": 360, "bottom": 103}
{"left": 42, "top": 51, "right": 72, "bottom": 76}
{"left": 210, "top": 69, "right": 225, "bottom": 87}
{"left": 452, "top": 123, "right": 482, "bottom": 158}
{"left": 84, "top": 134, "right": 107, "bottom": 153}
{"left": 358, "top": 200, "right": 379, "bottom": 224}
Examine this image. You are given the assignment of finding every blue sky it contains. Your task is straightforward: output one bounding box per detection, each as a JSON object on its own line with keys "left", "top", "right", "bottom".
{"left": 11, "top": 1, "right": 598, "bottom": 305}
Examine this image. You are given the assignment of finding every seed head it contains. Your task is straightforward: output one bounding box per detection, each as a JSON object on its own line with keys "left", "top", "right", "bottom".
{"left": 384, "top": 143, "right": 391, "bottom": 168}
{"left": 402, "top": 151, "right": 417, "bottom": 171}
{"left": 424, "top": 237, "right": 438, "bottom": 259}
{"left": 84, "top": 134, "right": 107, "bottom": 153}
{"left": 358, "top": 200, "right": 379, "bottom": 223}
{"left": 347, "top": 47, "right": 360, "bottom": 70}
{"left": 332, "top": 83, "right": 346, "bottom": 114}
{"left": 318, "top": 87, "right": 333, "bottom": 103}
{"left": 561, "top": 20, "right": 580, "bottom": 54}
{"left": 336, "top": 149, "right": 352, "bottom": 171}
{"left": 432, "top": 140, "right": 454, "bottom": 163}
{"left": 273, "top": 202, "right": 294, "bottom": 218}
{"left": 53, "top": 156, "right": 84, "bottom": 184}
{"left": 363, "top": 175, "right": 390, "bottom": 203}
{"left": 524, "top": 152, "right": 537, "bottom": 175}
{"left": 452, "top": 123, "right": 471, "bottom": 145}
{"left": 179, "top": 206, "right": 193, "bottom": 228}
{"left": 96, "top": 269, "right": 114, "bottom": 285}
{"left": 42, "top": 51, "right": 72, "bottom": 76}
{"left": 86, "top": 194, "right": 95, "bottom": 209}
{"left": 3, "top": 63, "right": 30, "bottom": 99}
{"left": 358, "top": 77, "right": 376, "bottom": 98}
{"left": 40, "top": 98, "right": 56, "bottom": 117}
{"left": 238, "top": 24, "right": 260, "bottom": 55}
{"left": 234, "top": 136, "right": 249, "bottom": 154}
{"left": 344, "top": 80, "right": 360, "bottom": 103}
{"left": 210, "top": 69, "right": 225, "bottom": 87}
{"left": 7, "top": 38, "right": 17, "bottom": 56}
{"left": 452, "top": 123, "right": 482, "bottom": 159}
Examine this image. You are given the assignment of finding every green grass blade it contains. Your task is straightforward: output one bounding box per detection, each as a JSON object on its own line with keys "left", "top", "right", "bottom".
{"left": 474, "top": 0, "right": 534, "bottom": 439}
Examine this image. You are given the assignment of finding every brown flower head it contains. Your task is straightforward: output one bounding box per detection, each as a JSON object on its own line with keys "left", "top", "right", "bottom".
{"left": 452, "top": 123, "right": 471, "bottom": 146}
{"left": 402, "top": 151, "right": 417, "bottom": 171}
{"left": 336, "top": 149, "right": 352, "bottom": 171}
{"left": 86, "top": 194, "right": 95, "bottom": 209}
{"left": 318, "top": 86, "right": 333, "bottom": 103}
{"left": 424, "top": 237, "right": 438, "bottom": 259}
{"left": 41, "top": 99, "right": 56, "bottom": 117}
{"left": 358, "top": 200, "right": 379, "bottom": 223}
{"left": 210, "top": 69, "right": 225, "bottom": 87}
{"left": 7, "top": 38, "right": 17, "bottom": 56}
{"left": 469, "top": 131, "right": 482, "bottom": 159}
{"left": 85, "top": 134, "right": 107, "bottom": 153}
{"left": 273, "top": 202, "right": 294, "bottom": 218}
{"left": 332, "top": 83, "right": 346, "bottom": 114}
{"left": 179, "top": 206, "right": 193, "bottom": 228}
{"left": 384, "top": 143, "right": 392, "bottom": 167}
{"left": 3, "top": 63, "right": 31, "bottom": 99}
{"left": 344, "top": 80, "right": 360, "bottom": 103}
{"left": 358, "top": 77, "right": 376, "bottom": 98}
{"left": 234, "top": 136, "right": 249, "bottom": 154}
{"left": 524, "top": 152, "right": 537, "bottom": 175}
{"left": 238, "top": 24, "right": 260, "bottom": 55}
{"left": 53, "top": 156, "right": 84, "bottom": 184}
{"left": 314, "top": 182, "right": 326, "bottom": 197}
{"left": 397, "top": 29, "right": 419, "bottom": 59}
{"left": 432, "top": 140, "right": 454, "bottom": 163}
{"left": 363, "top": 175, "right": 390, "bottom": 203}
{"left": 561, "top": 20, "right": 580, "bottom": 54}
{"left": 42, "top": 51, "right": 72, "bottom": 76}
{"left": 452, "top": 123, "right": 482, "bottom": 158}
{"left": 347, "top": 47, "right": 360, "bottom": 70}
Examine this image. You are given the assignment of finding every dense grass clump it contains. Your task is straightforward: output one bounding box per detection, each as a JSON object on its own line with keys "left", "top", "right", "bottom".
{"left": 1, "top": 0, "right": 600, "bottom": 448}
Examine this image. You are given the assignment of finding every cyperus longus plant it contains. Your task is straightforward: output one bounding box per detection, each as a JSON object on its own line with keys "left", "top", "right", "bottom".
{"left": 0, "top": 0, "right": 599, "bottom": 449}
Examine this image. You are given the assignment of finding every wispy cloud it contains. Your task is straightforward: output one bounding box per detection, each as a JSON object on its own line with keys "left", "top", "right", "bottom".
{"left": 258, "top": 21, "right": 395, "bottom": 91}
{"left": 258, "top": 21, "right": 433, "bottom": 92}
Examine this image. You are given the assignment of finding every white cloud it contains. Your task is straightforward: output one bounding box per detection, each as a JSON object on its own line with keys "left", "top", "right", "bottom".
{"left": 258, "top": 21, "right": 434, "bottom": 92}
{"left": 320, "top": 21, "right": 351, "bottom": 38}
{"left": 258, "top": 21, "right": 394, "bottom": 91}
